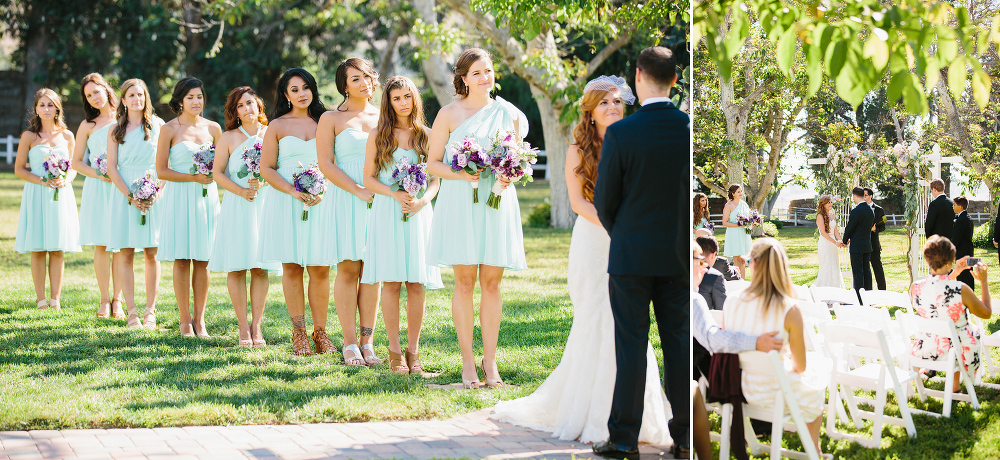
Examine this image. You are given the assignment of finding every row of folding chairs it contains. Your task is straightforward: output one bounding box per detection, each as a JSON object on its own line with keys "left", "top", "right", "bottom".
{"left": 722, "top": 280, "right": 912, "bottom": 310}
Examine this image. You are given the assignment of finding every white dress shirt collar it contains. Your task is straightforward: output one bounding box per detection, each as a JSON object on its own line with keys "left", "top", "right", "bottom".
{"left": 641, "top": 96, "right": 671, "bottom": 106}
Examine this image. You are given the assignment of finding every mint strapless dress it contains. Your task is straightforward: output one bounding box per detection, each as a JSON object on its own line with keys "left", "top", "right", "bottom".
{"left": 260, "top": 136, "right": 337, "bottom": 266}
{"left": 14, "top": 144, "right": 82, "bottom": 254}
{"left": 360, "top": 148, "right": 443, "bottom": 288}
{"left": 208, "top": 127, "right": 281, "bottom": 273}
{"left": 723, "top": 200, "right": 753, "bottom": 257}
{"left": 156, "top": 141, "right": 220, "bottom": 262}
{"left": 108, "top": 124, "right": 162, "bottom": 251}
{"left": 79, "top": 123, "right": 116, "bottom": 246}
{"left": 427, "top": 97, "right": 528, "bottom": 271}
{"left": 331, "top": 128, "right": 370, "bottom": 263}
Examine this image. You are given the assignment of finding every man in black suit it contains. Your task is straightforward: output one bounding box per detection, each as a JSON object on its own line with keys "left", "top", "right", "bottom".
{"left": 953, "top": 196, "right": 975, "bottom": 289}
{"left": 592, "top": 46, "right": 690, "bottom": 459}
{"left": 696, "top": 236, "right": 727, "bottom": 310}
{"left": 843, "top": 186, "right": 875, "bottom": 304}
{"left": 925, "top": 178, "right": 954, "bottom": 239}
{"left": 864, "top": 187, "right": 887, "bottom": 290}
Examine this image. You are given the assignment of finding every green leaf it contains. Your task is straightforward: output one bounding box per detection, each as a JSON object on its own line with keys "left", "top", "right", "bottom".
{"left": 887, "top": 71, "right": 907, "bottom": 102}
{"left": 863, "top": 36, "right": 889, "bottom": 72}
{"left": 828, "top": 40, "right": 847, "bottom": 77}
{"left": 948, "top": 56, "right": 967, "bottom": 99}
{"left": 776, "top": 26, "right": 797, "bottom": 75}
{"left": 972, "top": 68, "right": 991, "bottom": 109}
{"left": 937, "top": 26, "right": 958, "bottom": 64}
{"left": 925, "top": 56, "right": 939, "bottom": 91}
{"left": 903, "top": 74, "right": 929, "bottom": 115}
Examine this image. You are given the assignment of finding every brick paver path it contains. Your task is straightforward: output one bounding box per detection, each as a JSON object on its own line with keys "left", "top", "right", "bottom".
{"left": 0, "top": 409, "right": 673, "bottom": 460}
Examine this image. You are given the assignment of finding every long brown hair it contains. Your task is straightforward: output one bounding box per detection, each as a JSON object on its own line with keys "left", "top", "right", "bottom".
{"left": 224, "top": 86, "right": 268, "bottom": 131}
{"left": 112, "top": 79, "right": 155, "bottom": 144}
{"left": 335, "top": 57, "right": 380, "bottom": 109}
{"left": 816, "top": 195, "right": 832, "bottom": 234}
{"left": 693, "top": 192, "right": 709, "bottom": 225}
{"left": 373, "top": 76, "right": 429, "bottom": 177}
{"left": 572, "top": 88, "right": 610, "bottom": 203}
{"left": 80, "top": 73, "right": 118, "bottom": 122}
{"left": 744, "top": 238, "right": 795, "bottom": 318}
{"left": 26, "top": 88, "right": 67, "bottom": 134}
{"left": 453, "top": 48, "right": 492, "bottom": 98}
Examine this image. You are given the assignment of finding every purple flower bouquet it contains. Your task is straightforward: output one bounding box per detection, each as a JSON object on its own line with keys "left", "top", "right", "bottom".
{"left": 448, "top": 135, "right": 488, "bottom": 203}
{"left": 484, "top": 131, "right": 538, "bottom": 209}
{"left": 189, "top": 144, "right": 215, "bottom": 197}
{"left": 128, "top": 172, "right": 164, "bottom": 225}
{"left": 94, "top": 152, "right": 109, "bottom": 179}
{"left": 736, "top": 210, "right": 764, "bottom": 235}
{"left": 42, "top": 151, "right": 72, "bottom": 201}
{"left": 390, "top": 157, "right": 428, "bottom": 222}
{"left": 701, "top": 221, "right": 716, "bottom": 232}
{"left": 292, "top": 162, "right": 327, "bottom": 221}
{"left": 236, "top": 141, "right": 263, "bottom": 184}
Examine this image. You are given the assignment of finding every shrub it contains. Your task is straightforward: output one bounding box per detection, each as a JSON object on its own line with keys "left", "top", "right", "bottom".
{"left": 761, "top": 221, "right": 779, "bottom": 238}
{"left": 973, "top": 221, "right": 994, "bottom": 250}
{"left": 767, "top": 219, "right": 784, "bottom": 230}
{"left": 527, "top": 200, "right": 551, "bottom": 228}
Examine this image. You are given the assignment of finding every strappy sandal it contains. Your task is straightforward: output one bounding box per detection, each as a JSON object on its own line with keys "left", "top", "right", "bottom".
{"left": 179, "top": 321, "right": 196, "bottom": 337}
{"left": 481, "top": 359, "right": 510, "bottom": 389}
{"left": 36, "top": 300, "right": 49, "bottom": 310}
{"left": 251, "top": 327, "right": 266, "bottom": 347}
{"left": 96, "top": 301, "right": 111, "bottom": 318}
{"left": 126, "top": 307, "right": 142, "bottom": 329}
{"left": 194, "top": 322, "right": 210, "bottom": 338}
{"left": 142, "top": 307, "right": 157, "bottom": 329}
{"left": 405, "top": 349, "right": 423, "bottom": 375}
{"left": 48, "top": 299, "right": 61, "bottom": 312}
{"left": 237, "top": 338, "right": 253, "bottom": 348}
{"left": 312, "top": 328, "right": 337, "bottom": 355}
{"left": 342, "top": 344, "right": 365, "bottom": 367}
{"left": 291, "top": 328, "right": 312, "bottom": 355}
{"left": 110, "top": 300, "right": 125, "bottom": 319}
{"left": 462, "top": 362, "right": 481, "bottom": 389}
{"left": 361, "top": 343, "right": 383, "bottom": 366}
{"left": 388, "top": 350, "right": 409, "bottom": 375}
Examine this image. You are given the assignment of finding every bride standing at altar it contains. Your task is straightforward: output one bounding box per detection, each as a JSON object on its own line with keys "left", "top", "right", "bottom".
{"left": 814, "top": 195, "right": 845, "bottom": 288}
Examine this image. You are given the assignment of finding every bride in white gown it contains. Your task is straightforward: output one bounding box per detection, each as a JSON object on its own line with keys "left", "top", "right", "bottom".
{"left": 814, "top": 195, "right": 845, "bottom": 288}
{"left": 490, "top": 76, "right": 671, "bottom": 446}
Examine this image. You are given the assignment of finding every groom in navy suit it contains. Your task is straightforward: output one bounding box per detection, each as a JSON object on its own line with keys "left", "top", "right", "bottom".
{"left": 593, "top": 46, "right": 690, "bottom": 458}
{"left": 842, "top": 186, "right": 875, "bottom": 304}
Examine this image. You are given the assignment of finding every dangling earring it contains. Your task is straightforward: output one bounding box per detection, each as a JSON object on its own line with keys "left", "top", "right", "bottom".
{"left": 287, "top": 100, "right": 291, "bottom": 109}
{"left": 590, "top": 119, "right": 594, "bottom": 125}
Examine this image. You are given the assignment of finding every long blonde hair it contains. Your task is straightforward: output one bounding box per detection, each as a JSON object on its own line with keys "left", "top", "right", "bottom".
{"left": 744, "top": 238, "right": 795, "bottom": 317}
{"left": 26, "top": 88, "right": 67, "bottom": 134}
{"left": 373, "top": 76, "right": 429, "bottom": 177}
{"left": 112, "top": 79, "right": 155, "bottom": 144}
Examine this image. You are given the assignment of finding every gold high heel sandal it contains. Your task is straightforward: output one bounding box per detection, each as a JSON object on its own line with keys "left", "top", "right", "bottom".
{"left": 481, "top": 359, "right": 510, "bottom": 389}
{"left": 96, "top": 301, "right": 111, "bottom": 319}
{"left": 388, "top": 350, "right": 409, "bottom": 375}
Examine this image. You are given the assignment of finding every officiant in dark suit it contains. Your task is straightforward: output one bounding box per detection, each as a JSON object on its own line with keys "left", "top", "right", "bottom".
{"left": 864, "top": 187, "right": 887, "bottom": 290}
{"left": 593, "top": 46, "right": 691, "bottom": 459}
{"left": 843, "top": 187, "right": 875, "bottom": 304}
{"left": 953, "top": 196, "right": 975, "bottom": 289}
{"left": 925, "top": 178, "right": 955, "bottom": 239}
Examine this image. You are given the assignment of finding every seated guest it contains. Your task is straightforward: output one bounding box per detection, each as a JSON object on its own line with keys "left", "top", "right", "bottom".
{"left": 696, "top": 236, "right": 726, "bottom": 310}
{"left": 911, "top": 235, "right": 990, "bottom": 391}
{"left": 713, "top": 255, "right": 742, "bottom": 281}
{"left": 952, "top": 196, "right": 975, "bottom": 289}
{"left": 722, "top": 238, "right": 829, "bottom": 457}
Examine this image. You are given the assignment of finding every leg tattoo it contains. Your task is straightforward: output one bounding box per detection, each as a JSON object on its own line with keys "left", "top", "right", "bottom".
{"left": 291, "top": 315, "right": 306, "bottom": 329}
{"left": 361, "top": 326, "right": 373, "bottom": 337}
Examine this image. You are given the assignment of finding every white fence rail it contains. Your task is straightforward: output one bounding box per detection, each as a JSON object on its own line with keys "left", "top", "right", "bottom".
{"left": 709, "top": 209, "right": 995, "bottom": 227}
{"left": 2, "top": 135, "right": 18, "bottom": 164}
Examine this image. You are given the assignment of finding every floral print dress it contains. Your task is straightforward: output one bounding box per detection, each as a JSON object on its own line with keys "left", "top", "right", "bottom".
{"left": 911, "top": 274, "right": 981, "bottom": 375}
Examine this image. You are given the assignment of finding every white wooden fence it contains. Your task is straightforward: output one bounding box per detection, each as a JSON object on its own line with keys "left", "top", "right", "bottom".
{"left": 2, "top": 135, "right": 18, "bottom": 164}
{"left": 709, "top": 210, "right": 995, "bottom": 227}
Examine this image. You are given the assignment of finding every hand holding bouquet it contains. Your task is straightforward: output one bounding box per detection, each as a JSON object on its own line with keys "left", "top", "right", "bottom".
{"left": 448, "top": 135, "right": 488, "bottom": 203}
{"left": 700, "top": 221, "right": 715, "bottom": 232}
{"left": 390, "top": 157, "right": 428, "bottom": 222}
{"left": 128, "top": 172, "right": 164, "bottom": 225}
{"left": 190, "top": 144, "right": 215, "bottom": 197}
{"left": 736, "top": 210, "right": 764, "bottom": 235}
{"left": 42, "top": 151, "right": 72, "bottom": 201}
{"left": 483, "top": 130, "right": 538, "bottom": 209}
{"left": 237, "top": 141, "right": 264, "bottom": 189}
{"left": 93, "top": 152, "right": 109, "bottom": 180}
{"left": 292, "top": 162, "right": 327, "bottom": 221}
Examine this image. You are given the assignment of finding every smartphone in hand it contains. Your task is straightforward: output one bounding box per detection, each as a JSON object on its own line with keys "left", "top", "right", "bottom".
{"left": 968, "top": 257, "right": 982, "bottom": 267}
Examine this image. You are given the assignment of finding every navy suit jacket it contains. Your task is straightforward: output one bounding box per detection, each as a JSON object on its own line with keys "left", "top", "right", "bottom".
{"left": 842, "top": 201, "right": 875, "bottom": 253}
{"left": 594, "top": 100, "right": 689, "bottom": 277}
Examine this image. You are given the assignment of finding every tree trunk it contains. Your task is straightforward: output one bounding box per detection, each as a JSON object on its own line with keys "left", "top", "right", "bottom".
{"left": 378, "top": 25, "right": 401, "bottom": 79}
{"left": 530, "top": 84, "right": 573, "bottom": 228}
{"left": 416, "top": 0, "right": 455, "bottom": 107}
{"left": 21, "top": 18, "right": 47, "bottom": 133}
{"left": 182, "top": 0, "right": 204, "bottom": 76}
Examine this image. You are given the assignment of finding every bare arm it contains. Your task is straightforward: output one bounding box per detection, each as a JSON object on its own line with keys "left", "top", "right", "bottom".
{"left": 14, "top": 132, "right": 46, "bottom": 186}
{"left": 259, "top": 122, "right": 312, "bottom": 205}
{"left": 72, "top": 121, "right": 104, "bottom": 180}
{"left": 426, "top": 106, "right": 478, "bottom": 183}
{"left": 784, "top": 305, "right": 807, "bottom": 373}
{"left": 565, "top": 144, "right": 601, "bottom": 227}
{"left": 62, "top": 132, "right": 77, "bottom": 183}
{"left": 362, "top": 134, "right": 412, "bottom": 204}
{"left": 155, "top": 123, "right": 194, "bottom": 183}
{"left": 317, "top": 113, "right": 373, "bottom": 204}
{"left": 963, "top": 264, "right": 992, "bottom": 319}
{"left": 721, "top": 202, "right": 738, "bottom": 227}
{"left": 212, "top": 132, "right": 256, "bottom": 202}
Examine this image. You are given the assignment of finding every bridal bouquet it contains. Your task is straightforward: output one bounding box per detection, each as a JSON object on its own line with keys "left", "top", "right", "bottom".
{"left": 483, "top": 130, "right": 538, "bottom": 209}
{"left": 736, "top": 210, "right": 763, "bottom": 235}
{"left": 390, "top": 157, "right": 428, "bottom": 222}
{"left": 42, "top": 151, "right": 72, "bottom": 201}
{"left": 190, "top": 144, "right": 215, "bottom": 197}
{"left": 293, "top": 162, "right": 326, "bottom": 221}
{"left": 128, "top": 172, "right": 164, "bottom": 225}
{"left": 236, "top": 141, "right": 264, "bottom": 185}
{"left": 93, "top": 152, "right": 109, "bottom": 179}
{"left": 448, "top": 135, "right": 488, "bottom": 203}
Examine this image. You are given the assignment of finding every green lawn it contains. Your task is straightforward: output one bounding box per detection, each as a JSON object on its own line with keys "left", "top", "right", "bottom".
{"left": 0, "top": 173, "right": 669, "bottom": 430}
{"left": 715, "top": 226, "right": 1000, "bottom": 459}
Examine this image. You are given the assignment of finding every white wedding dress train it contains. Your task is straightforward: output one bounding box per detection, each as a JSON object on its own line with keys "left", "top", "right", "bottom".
{"left": 490, "top": 216, "right": 672, "bottom": 445}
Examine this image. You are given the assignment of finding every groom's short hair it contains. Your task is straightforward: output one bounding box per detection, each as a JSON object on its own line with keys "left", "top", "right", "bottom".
{"left": 852, "top": 186, "right": 865, "bottom": 198}
{"left": 863, "top": 187, "right": 874, "bottom": 197}
{"left": 955, "top": 196, "right": 968, "bottom": 210}
{"left": 930, "top": 178, "right": 945, "bottom": 192}
{"left": 638, "top": 46, "right": 676, "bottom": 90}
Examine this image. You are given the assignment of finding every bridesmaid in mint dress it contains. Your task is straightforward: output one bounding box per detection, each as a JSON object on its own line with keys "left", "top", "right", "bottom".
{"left": 155, "top": 77, "right": 222, "bottom": 337}
{"left": 72, "top": 73, "right": 124, "bottom": 319}
{"left": 209, "top": 86, "right": 280, "bottom": 347}
{"left": 106, "top": 78, "right": 164, "bottom": 329}
{"left": 259, "top": 68, "right": 337, "bottom": 356}
{"left": 427, "top": 48, "right": 528, "bottom": 389}
{"left": 361, "top": 76, "right": 443, "bottom": 375}
{"left": 14, "top": 88, "right": 82, "bottom": 311}
{"left": 317, "top": 57, "right": 382, "bottom": 366}
{"left": 722, "top": 184, "right": 753, "bottom": 278}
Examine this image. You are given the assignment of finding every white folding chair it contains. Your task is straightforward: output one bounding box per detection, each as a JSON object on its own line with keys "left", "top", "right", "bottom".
{"left": 896, "top": 312, "right": 979, "bottom": 417}
{"left": 973, "top": 297, "right": 1000, "bottom": 379}
{"left": 725, "top": 279, "right": 751, "bottom": 298}
{"left": 796, "top": 301, "right": 832, "bottom": 353}
{"left": 794, "top": 284, "right": 814, "bottom": 302}
{"left": 859, "top": 288, "right": 913, "bottom": 311}
{"left": 811, "top": 286, "right": 859, "bottom": 306}
{"left": 832, "top": 304, "right": 907, "bottom": 363}
{"left": 822, "top": 322, "right": 918, "bottom": 448}
{"left": 714, "top": 351, "right": 823, "bottom": 460}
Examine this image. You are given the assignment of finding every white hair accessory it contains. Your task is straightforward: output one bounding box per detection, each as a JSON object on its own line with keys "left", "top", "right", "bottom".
{"left": 582, "top": 75, "right": 636, "bottom": 105}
